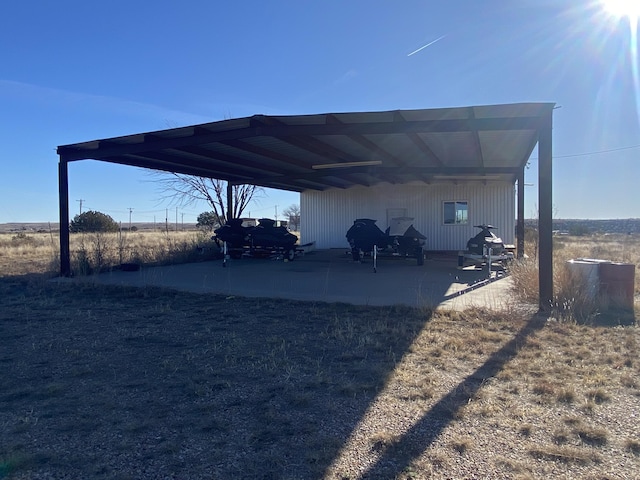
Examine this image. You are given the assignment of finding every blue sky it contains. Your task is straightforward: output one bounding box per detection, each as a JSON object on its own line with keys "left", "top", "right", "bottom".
{"left": 1, "top": 0, "right": 639, "bottom": 224}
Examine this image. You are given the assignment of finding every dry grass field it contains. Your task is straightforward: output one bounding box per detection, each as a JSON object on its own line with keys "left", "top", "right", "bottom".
{"left": 0, "top": 231, "right": 638, "bottom": 479}
{"left": 0, "top": 230, "right": 218, "bottom": 278}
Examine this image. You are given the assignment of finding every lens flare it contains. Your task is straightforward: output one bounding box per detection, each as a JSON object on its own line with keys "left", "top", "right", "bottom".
{"left": 601, "top": 0, "right": 640, "bottom": 20}
{"left": 599, "top": 0, "right": 640, "bottom": 129}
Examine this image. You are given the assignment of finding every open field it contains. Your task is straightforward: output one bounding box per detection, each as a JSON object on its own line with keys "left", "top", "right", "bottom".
{"left": 0, "top": 230, "right": 217, "bottom": 278}
{"left": 0, "top": 232, "right": 638, "bottom": 478}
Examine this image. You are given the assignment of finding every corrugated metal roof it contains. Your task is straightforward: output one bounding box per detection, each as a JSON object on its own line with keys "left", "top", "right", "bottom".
{"left": 57, "top": 102, "right": 554, "bottom": 191}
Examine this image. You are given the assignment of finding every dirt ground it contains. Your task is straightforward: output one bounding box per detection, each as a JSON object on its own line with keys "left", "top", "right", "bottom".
{"left": 1, "top": 276, "right": 638, "bottom": 479}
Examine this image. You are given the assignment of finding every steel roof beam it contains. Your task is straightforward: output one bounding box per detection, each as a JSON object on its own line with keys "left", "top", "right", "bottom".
{"left": 126, "top": 149, "right": 269, "bottom": 178}
{"left": 57, "top": 115, "right": 543, "bottom": 162}
{"left": 174, "top": 144, "right": 307, "bottom": 176}
{"left": 325, "top": 114, "right": 407, "bottom": 167}
{"left": 468, "top": 107, "right": 485, "bottom": 168}
{"left": 394, "top": 111, "right": 445, "bottom": 175}
{"left": 251, "top": 115, "right": 377, "bottom": 187}
{"left": 106, "top": 155, "right": 255, "bottom": 182}
{"left": 219, "top": 138, "right": 314, "bottom": 170}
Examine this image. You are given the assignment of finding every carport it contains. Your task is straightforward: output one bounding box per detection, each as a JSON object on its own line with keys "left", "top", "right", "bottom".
{"left": 57, "top": 102, "right": 554, "bottom": 309}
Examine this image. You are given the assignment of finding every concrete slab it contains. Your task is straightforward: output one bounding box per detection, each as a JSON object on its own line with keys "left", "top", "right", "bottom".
{"left": 77, "top": 249, "right": 521, "bottom": 311}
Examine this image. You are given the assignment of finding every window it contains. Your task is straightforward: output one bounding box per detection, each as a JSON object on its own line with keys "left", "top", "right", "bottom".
{"left": 443, "top": 201, "right": 468, "bottom": 225}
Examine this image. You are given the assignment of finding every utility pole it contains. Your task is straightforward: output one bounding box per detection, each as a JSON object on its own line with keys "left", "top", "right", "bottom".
{"left": 165, "top": 208, "right": 168, "bottom": 233}
{"left": 175, "top": 207, "right": 178, "bottom": 232}
{"left": 275, "top": 205, "right": 278, "bottom": 221}
{"left": 76, "top": 199, "right": 84, "bottom": 215}
{"left": 181, "top": 213, "right": 184, "bottom": 231}
{"left": 128, "top": 208, "right": 133, "bottom": 231}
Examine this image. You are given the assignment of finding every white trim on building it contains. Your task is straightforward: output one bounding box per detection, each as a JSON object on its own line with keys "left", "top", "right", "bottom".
{"left": 300, "top": 183, "right": 515, "bottom": 250}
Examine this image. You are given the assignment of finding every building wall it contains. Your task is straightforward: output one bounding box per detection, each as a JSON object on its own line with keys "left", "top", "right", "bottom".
{"left": 300, "top": 183, "right": 515, "bottom": 250}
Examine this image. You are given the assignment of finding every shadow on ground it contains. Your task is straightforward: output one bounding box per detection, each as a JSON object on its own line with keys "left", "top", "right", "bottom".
{"left": 356, "top": 312, "right": 547, "bottom": 479}
{"left": 1, "top": 278, "right": 437, "bottom": 478}
{"left": 1, "top": 276, "right": 635, "bottom": 479}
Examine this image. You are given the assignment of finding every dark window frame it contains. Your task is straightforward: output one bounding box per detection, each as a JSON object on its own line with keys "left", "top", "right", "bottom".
{"left": 443, "top": 201, "right": 469, "bottom": 225}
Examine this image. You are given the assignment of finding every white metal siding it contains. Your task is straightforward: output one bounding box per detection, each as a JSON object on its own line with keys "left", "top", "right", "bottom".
{"left": 301, "top": 183, "right": 515, "bottom": 250}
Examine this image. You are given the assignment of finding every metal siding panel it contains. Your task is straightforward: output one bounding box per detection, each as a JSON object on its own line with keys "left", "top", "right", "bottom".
{"left": 301, "top": 183, "right": 515, "bottom": 250}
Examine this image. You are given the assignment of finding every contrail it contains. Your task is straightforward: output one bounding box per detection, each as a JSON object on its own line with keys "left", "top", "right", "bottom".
{"left": 407, "top": 34, "right": 447, "bottom": 56}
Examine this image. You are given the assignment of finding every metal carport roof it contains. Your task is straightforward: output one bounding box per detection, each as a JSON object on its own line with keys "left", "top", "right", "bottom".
{"left": 58, "top": 103, "right": 552, "bottom": 191}
{"left": 57, "top": 102, "right": 555, "bottom": 310}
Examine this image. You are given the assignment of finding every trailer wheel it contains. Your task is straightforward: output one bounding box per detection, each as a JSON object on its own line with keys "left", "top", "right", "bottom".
{"left": 416, "top": 247, "right": 424, "bottom": 266}
{"left": 287, "top": 248, "right": 296, "bottom": 261}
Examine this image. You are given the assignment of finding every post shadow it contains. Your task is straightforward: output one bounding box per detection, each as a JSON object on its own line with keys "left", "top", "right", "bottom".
{"left": 356, "top": 311, "right": 548, "bottom": 479}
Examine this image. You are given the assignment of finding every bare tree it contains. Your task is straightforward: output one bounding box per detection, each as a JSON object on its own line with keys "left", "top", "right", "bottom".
{"left": 282, "top": 204, "right": 301, "bottom": 230}
{"left": 154, "top": 174, "right": 263, "bottom": 225}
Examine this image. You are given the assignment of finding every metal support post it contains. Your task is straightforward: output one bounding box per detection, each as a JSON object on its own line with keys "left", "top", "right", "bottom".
{"left": 226, "top": 182, "right": 233, "bottom": 221}
{"left": 517, "top": 169, "right": 525, "bottom": 259}
{"left": 58, "top": 160, "right": 71, "bottom": 277}
{"left": 538, "top": 111, "right": 554, "bottom": 310}
{"left": 373, "top": 245, "right": 377, "bottom": 273}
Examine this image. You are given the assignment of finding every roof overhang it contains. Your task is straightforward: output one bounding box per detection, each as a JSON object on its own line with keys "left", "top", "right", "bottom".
{"left": 57, "top": 102, "right": 555, "bottom": 191}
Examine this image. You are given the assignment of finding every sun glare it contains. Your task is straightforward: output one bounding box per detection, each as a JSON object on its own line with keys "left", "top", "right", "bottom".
{"left": 598, "top": 0, "right": 640, "bottom": 138}
{"left": 601, "top": 0, "right": 640, "bottom": 20}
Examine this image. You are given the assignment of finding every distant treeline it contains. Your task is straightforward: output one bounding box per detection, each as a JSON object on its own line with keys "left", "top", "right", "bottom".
{"left": 3, "top": 219, "right": 640, "bottom": 236}
{"left": 524, "top": 218, "right": 640, "bottom": 235}
{"left": 0, "top": 222, "right": 199, "bottom": 234}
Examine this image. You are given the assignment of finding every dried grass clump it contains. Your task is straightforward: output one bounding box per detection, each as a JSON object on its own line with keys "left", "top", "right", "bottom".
{"left": 585, "top": 388, "right": 611, "bottom": 405}
{"left": 451, "top": 436, "right": 474, "bottom": 454}
{"left": 508, "top": 257, "right": 539, "bottom": 304}
{"left": 625, "top": 438, "right": 640, "bottom": 455}
{"left": 510, "top": 234, "right": 639, "bottom": 322}
{"left": 576, "top": 425, "right": 608, "bottom": 447}
{"left": 556, "top": 387, "right": 576, "bottom": 404}
{"left": 528, "top": 445, "right": 600, "bottom": 465}
{"left": 551, "top": 263, "right": 599, "bottom": 323}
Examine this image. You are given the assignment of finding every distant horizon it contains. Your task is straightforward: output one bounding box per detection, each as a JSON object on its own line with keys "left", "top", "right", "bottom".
{"left": 3, "top": 217, "right": 640, "bottom": 227}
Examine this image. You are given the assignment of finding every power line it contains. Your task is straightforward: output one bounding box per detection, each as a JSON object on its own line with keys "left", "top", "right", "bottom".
{"left": 531, "top": 143, "right": 640, "bottom": 161}
{"left": 556, "top": 143, "right": 640, "bottom": 159}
